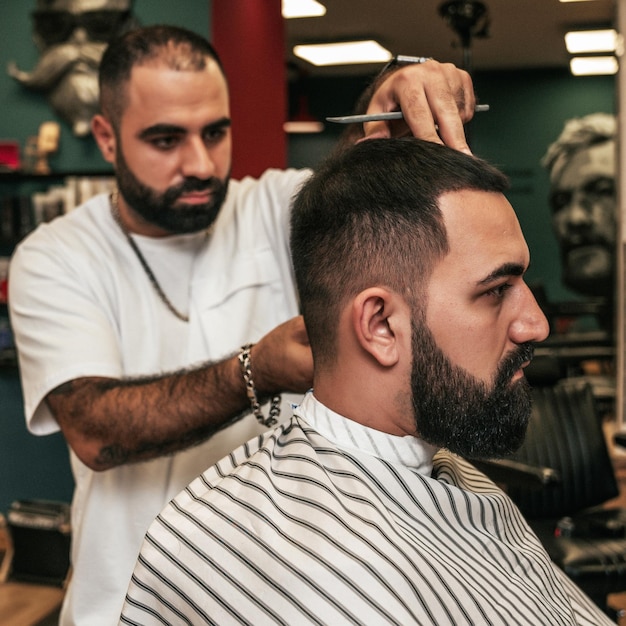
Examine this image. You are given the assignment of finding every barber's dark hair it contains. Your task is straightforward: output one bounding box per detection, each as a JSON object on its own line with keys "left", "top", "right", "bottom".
{"left": 99, "top": 24, "right": 225, "bottom": 126}
{"left": 290, "top": 137, "right": 509, "bottom": 366}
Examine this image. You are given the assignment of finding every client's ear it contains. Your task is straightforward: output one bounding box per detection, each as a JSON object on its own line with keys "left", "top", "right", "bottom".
{"left": 351, "top": 287, "right": 408, "bottom": 367}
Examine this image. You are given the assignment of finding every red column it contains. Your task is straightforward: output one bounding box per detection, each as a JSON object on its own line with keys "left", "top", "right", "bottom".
{"left": 212, "top": 0, "right": 287, "bottom": 179}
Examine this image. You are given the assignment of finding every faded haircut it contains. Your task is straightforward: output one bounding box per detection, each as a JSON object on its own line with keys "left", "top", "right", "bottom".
{"left": 290, "top": 137, "right": 509, "bottom": 366}
{"left": 98, "top": 24, "right": 225, "bottom": 128}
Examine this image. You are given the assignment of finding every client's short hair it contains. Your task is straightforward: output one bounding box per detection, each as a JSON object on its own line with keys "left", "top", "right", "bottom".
{"left": 290, "top": 138, "right": 509, "bottom": 366}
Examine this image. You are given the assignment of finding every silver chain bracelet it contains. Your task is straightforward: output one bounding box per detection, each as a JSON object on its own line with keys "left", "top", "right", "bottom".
{"left": 238, "top": 344, "right": 281, "bottom": 427}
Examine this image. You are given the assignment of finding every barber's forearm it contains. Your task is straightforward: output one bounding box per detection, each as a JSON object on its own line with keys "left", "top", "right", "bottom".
{"left": 46, "top": 355, "right": 248, "bottom": 471}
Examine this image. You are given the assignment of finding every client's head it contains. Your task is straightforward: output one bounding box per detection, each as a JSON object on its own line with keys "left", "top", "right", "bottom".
{"left": 290, "top": 138, "right": 549, "bottom": 460}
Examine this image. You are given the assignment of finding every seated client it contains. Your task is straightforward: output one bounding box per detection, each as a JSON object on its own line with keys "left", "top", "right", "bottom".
{"left": 120, "top": 138, "right": 611, "bottom": 625}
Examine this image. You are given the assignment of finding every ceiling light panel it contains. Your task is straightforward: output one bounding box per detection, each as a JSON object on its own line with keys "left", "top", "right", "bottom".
{"left": 565, "top": 29, "right": 617, "bottom": 53}
{"left": 282, "top": 0, "right": 326, "bottom": 19}
{"left": 293, "top": 40, "right": 392, "bottom": 66}
{"left": 570, "top": 56, "right": 618, "bottom": 76}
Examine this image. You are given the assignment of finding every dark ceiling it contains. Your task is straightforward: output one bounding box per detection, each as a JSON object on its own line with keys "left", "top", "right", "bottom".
{"left": 284, "top": 0, "right": 616, "bottom": 77}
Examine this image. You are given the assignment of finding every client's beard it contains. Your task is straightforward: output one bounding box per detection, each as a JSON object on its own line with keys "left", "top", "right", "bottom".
{"left": 410, "top": 319, "right": 534, "bottom": 460}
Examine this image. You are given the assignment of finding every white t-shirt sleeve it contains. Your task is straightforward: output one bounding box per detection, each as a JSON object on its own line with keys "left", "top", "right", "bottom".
{"left": 9, "top": 204, "right": 124, "bottom": 435}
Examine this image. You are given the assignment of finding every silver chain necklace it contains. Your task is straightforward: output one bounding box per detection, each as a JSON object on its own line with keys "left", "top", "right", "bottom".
{"left": 110, "top": 191, "right": 189, "bottom": 323}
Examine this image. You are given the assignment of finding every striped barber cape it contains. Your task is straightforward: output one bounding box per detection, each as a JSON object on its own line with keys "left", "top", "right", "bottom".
{"left": 120, "top": 392, "right": 612, "bottom": 626}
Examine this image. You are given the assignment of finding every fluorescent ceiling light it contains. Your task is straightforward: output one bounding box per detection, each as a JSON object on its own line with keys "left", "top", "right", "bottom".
{"left": 282, "top": 0, "right": 326, "bottom": 18}
{"left": 570, "top": 56, "right": 618, "bottom": 76}
{"left": 293, "top": 40, "right": 392, "bottom": 66}
{"left": 565, "top": 29, "right": 617, "bottom": 53}
{"left": 559, "top": 0, "right": 596, "bottom": 3}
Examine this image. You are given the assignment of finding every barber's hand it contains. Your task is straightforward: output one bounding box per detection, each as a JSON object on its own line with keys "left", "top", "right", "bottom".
{"left": 251, "top": 315, "right": 313, "bottom": 396}
{"left": 364, "top": 60, "right": 475, "bottom": 154}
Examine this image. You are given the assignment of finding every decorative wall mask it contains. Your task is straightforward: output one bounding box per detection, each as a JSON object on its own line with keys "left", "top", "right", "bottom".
{"left": 542, "top": 113, "right": 616, "bottom": 300}
{"left": 7, "top": 0, "right": 137, "bottom": 137}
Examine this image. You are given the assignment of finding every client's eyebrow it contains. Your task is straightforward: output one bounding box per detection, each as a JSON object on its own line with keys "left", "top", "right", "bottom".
{"left": 477, "top": 262, "right": 525, "bottom": 286}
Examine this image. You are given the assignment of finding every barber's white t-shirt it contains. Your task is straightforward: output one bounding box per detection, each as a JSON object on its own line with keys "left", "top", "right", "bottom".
{"left": 9, "top": 167, "right": 310, "bottom": 626}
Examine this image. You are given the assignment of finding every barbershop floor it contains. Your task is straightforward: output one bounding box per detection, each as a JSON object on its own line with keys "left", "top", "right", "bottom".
{"left": 0, "top": 422, "right": 626, "bottom": 626}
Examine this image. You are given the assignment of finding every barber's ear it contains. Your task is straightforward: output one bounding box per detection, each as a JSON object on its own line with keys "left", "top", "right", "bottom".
{"left": 352, "top": 288, "right": 407, "bottom": 367}
{"left": 91, "top": 115, "right": 117, "bottom": 164}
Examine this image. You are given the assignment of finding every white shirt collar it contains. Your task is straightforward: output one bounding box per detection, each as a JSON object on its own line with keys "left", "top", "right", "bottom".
{"left": 293, "top": 391, "right": 437, "bottom": 475}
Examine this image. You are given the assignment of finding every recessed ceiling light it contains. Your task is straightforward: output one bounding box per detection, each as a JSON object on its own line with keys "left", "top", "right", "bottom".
{"left": 565, "top": 29, "right": 617, "bottom": 53}
{"left": 570, "top": 56, "right": 618, "bottom": 76}
{"left": 293, "top": 40, "right": 392, "bottom": 66}
{"left": 282, "top": 0, "right": 326, "bottom": 19}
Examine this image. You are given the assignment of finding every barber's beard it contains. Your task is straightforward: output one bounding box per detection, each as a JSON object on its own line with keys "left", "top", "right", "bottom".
{"left": 115, "top": 147, "right": 230, "bottom": 234}
{"left": 410, "top": 319, "right": 534, "bottom": 460}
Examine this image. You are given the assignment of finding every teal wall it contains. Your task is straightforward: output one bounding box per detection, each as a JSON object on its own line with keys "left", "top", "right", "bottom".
{"left": 0, "top": 1, "right": 211, "bottom": 516}
{"left": 0, "top": 0, "right": 210, "bottom": 173}
{"left": 287, "top": 69, "right": 616, "bottom": 305}
{"left": 0, "top": 1, "right": 617, "bottom": 515}
{"left": 471, "top": 68, "right": 615, "bottom": 304}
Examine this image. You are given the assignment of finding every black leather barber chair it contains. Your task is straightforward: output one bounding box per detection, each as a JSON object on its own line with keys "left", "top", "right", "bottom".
{"left": 478, "top": 374, "right": 626, "bottom": 613}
